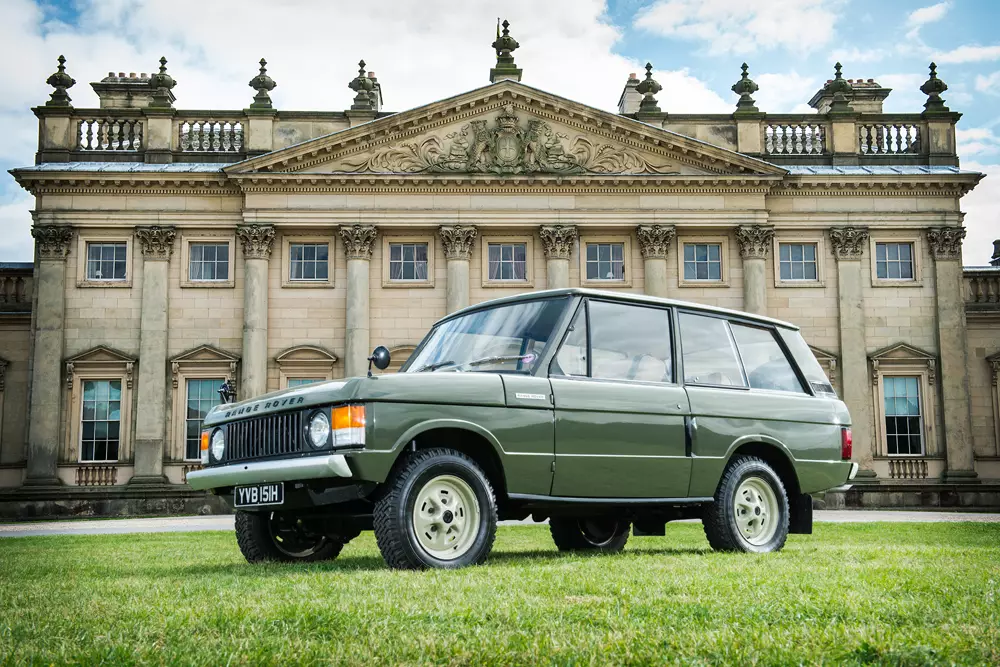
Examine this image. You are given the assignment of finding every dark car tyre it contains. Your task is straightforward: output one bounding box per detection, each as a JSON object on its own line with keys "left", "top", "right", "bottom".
{"left": 550, "top": 517, "right": 630, "bottom": 553}
{"left": 703, "top": 455, "right": 790, "bottom": 553}
{"left": 373, "top": 448, "right": 498, "bottom": 570}
{"left": 235, "top": 511, "right": 345, "bottom": 563}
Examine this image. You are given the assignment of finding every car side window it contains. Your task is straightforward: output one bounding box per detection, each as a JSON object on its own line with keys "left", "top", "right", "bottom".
{"left": 589, "top": 301, "right": 672, "bottom": 383}
{"left": 552, "top": 304, "right": 588, "bottom": 377}
{"left": 679, "top": 313, "right": 747, "bottom": 387}
{"left": 730, "top": 323, "right": 807, "bottom": 394}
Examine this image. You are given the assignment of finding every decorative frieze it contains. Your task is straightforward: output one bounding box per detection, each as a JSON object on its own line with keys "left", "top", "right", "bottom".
{"left": 236, "top": 224, "right": 275, "bottom": 260}
{"left": 635, "top": 224, "right": 676, "bottom": 259}
{"left": 438, "top": 225, "right": 478, "bottom": 261}
{"left": 31, "top": 225, "right": 74, "bottom": 260}
{"left": 339, "top": 225, "right": 378, "bottom": 260}
{"left": 539, "top": 225, "right": 578, "bottom": 260}
{"left": 134, "top": 226, "right": 176, "bottom": 260}
{"left": 829, "top": 226, "right": 870, "bottom": 260}
{"left": 926, "top": 226, "right": 966, "bottom": 261}
{"left": 735, "top": 225, "right": 774, "bottom": 259}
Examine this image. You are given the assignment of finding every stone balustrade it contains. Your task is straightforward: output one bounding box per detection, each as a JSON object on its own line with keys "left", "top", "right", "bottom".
{"left": 75, "top": 465, "right": 118, "bottom": 486}
{"left": 763, "top": 119, "right": 828, "bottom": 156}
{"left": 965, "top": 268, "right": 1000, "bottom": 311}
{"left": 78, "top": 117, "right": 144, "bottom": 152}
{"left": 177, "top": 118, "right": 244, "bottom": 153}
{"left": 0, "top": 263, "right": 33, "bottom": 312}
{"left": 888, "top": 458, "right": 929, "bottom": 480}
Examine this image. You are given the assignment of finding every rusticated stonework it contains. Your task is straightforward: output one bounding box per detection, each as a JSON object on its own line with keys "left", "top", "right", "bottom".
{"left": 829, "top": 226, "right": 870, "bottom": 260}
{"left": 735, "top": 225, "right": 775, "bottom": 259}
{"left": 539, "top": 225, "right": 578, "bottom": 260}
{"left": 134, "top": 226, "right": 176, "bottom": 260}
{"left": 339, "top": 225, "right": 378, "bottom": 260}
{"left": 438, "top": 225, "right": 478, "bottom": 261}
{"left": 31, "top": 225, "right": 74, "bottom": 260}
{"left": 236, "top": 224, "right": 275, "bottom": 260}
{"left": 635, "top": 225, "right": 676, "bottom": 259}
{"left": 926, "top": 226, "right": 966, "bottom": 260}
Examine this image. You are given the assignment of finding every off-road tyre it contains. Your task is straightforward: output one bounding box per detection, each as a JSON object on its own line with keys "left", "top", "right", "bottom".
{"left": 373, "top": 448, "right": 498, "bottom": 570}
{"left": 702, "top": 455, "right": 789, "bottom": 553}
{"left": 235, "top": 510, "right": 345, "bottom": 563}
{"left": 550, "top": 517, "right": 630, "bottom": 553}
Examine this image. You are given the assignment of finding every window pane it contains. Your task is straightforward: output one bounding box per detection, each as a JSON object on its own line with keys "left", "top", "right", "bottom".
{"left": 588, "top": 302, "right": 672, "bottom": 383}
{"left": 553, "top": 305, "right": 588, "bottom": 377}
{"left": 684, "top": 262, "right": 696, "bottom": 280}
{"left": 731, "top": 324, "right": 805, "bottom": 393}
{"left": 780, "top": 263, "right": 791, "bottom": 280}
{"left": 805, "top": 263, "right": 817, "bottom": 280}
{"left": 791, "top": 245, "right": 803, "bottom": 262}
{"left": 684, "top": 245, "right": 694, "bottom": 262}
{"left": 680, "top": 314, "right": 746, "bottom": 387}
{"left": 883, "top": 375, "right": 923, "bottom": 456}
{"left": 900, "top": 262, "right": 913, "bottom": 280}
{"left": 876, "top": 243, "right": 886, "bottom": 261}
{"left": 513, "top": 244, "right": 526, "bottom": 262}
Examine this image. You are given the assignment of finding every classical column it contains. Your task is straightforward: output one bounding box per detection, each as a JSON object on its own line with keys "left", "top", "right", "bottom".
{"left": 340, "top": 225, "right": 378, "bottom": 378}
{"left": 438, "top": 225, "right": 477, "bottom": 314}
{"left": 735, "top": 225, "right": 774, "bottom": 316}
{"left": 130, "top": 226, "right": 175, "bottom": 485}
{"left": 237, "top": 224, "right": 275, "bottom": 399}
{"left": 636, "top": 225, "right": 675, "bottom": 298}
{"left": 24, "top": 225, "right": 73, "bottom": 486}
{"left": 927, "top": 226, "right": 978, "bottom": 482}
{"left": 539, "top": 225, "right": 577, "bottom": 289}
{"left": 829, "top": 226, "right": 876, "bottom": 481}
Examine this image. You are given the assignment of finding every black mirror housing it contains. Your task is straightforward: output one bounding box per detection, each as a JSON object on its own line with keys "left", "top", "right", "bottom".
{"left": 367, "top": 346, "right": 392, "bottom": 376}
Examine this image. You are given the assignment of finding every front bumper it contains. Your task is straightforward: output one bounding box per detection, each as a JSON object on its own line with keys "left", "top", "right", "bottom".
{"left": 186, "top": 454, "right": 352, "bottom": 490}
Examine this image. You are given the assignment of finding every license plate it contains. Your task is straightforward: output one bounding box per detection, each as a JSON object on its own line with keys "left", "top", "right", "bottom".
{"left": 234, "top": 483, "right": 284, "bottom": 508}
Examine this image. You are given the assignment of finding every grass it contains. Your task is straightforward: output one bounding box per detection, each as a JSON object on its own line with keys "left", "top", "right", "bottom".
{"left": 1, "top": 523, "right": 999, "bottom": 666}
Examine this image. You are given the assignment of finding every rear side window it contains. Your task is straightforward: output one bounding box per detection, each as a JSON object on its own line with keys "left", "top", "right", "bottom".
{"left": 730, "top": 323, "right": 806, "bottom": 394}
{"left": 679, "top": 313, "right": 746, "bottom": 387}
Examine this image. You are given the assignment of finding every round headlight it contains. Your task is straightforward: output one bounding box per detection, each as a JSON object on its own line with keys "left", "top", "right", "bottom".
{"left": 210, "top": 429, "right": 226, "bottom": 461}
{"left": 308, "top": 411, "right": 331, "bottom": 448}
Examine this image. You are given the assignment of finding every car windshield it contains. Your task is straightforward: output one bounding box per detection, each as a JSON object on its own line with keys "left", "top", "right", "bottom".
{"left": 402, "top": 297, "right": 570, "bottom": 374}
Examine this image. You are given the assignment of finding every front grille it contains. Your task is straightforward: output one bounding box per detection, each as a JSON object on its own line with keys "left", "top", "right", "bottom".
{"left": 223, "top": 411, "right": 305, "bottom": 463}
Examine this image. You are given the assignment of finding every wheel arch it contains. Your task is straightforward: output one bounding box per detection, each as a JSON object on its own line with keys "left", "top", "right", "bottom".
{"left": 723, "top": 436, "right": 812, "bottom": 535}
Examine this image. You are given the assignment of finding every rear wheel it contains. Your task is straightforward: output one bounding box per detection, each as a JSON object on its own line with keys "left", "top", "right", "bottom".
{"left": 235, "top": 511, "right": 345, "bottom": 563}
{"left": 550, "top": 517, "right": 630, "bottom": 553}
{"left": 702, "top": 455, "right": 789, "bottom": 553}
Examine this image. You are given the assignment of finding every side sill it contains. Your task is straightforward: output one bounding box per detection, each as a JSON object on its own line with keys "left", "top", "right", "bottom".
{"left": 508, "top": 493, "right": 713, "bottom": 505}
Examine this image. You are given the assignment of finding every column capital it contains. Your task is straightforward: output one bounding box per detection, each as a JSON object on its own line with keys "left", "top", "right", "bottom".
{"left": 134, "top": 225, "right": 176, "bottom": 260}
{"left": 236, "top": 224, "right": 275, "bottom": 260}
{"left": 635, "top": 224, "right": 676, "bottom": 259}
{"left": 31, "top": 225, "right": 74, "bottom": 260}
{"left": 539, "top": 225, "right": 577, "bottom": 260}
{"left": 339, "top": 224, "right": 378, "bottom": 260}
{"left": 829, "top": 226, "right": 870, "bottom": 260}
{"left": 735, "top": 224, "right": 774, "bottom": 259}
{"left": 438, "top": 225, "right": 478, "bottom": 261}
{"left": 926, "top": 226, "right": 966, "bottom": 261}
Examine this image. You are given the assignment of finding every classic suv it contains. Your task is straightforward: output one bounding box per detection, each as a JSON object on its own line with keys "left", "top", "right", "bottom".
{"left": 187, "top": 289, "right": 857, "bottom": 569}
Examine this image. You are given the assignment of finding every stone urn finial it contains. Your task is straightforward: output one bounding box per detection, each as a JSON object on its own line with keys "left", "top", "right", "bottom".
{"left": 248, "top": 58, "right": 277, "bottom": 109}
{"left": 489, "top": 19, "right": 522, "bottom": 82}
{"left": 920, "top": 62, "right": 951, "bottom": 114}
{"left": 990, "top": 239, "right": 1000, "bottom": 267}
{"left": 731, "top": 62, "right": 759, "bottom": 114}
{"left": 45, "top": 55, "right": 76, "bottom": 107}
{"left": 636, "top": 62, "right": 662, "bottom": 113}
{"left": 825, "top": 62, "right": 853, "bottom": 114}
{"left": 149, "top": 56, "right": 176, "bottom": 108}
{"left": 348, "top": 60, "right": 376, "bottom": 111}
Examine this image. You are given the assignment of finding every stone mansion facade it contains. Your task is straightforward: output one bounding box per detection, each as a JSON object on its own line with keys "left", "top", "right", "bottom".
{"left": 2, "top": 27, "right": 1000, "bottom": 515}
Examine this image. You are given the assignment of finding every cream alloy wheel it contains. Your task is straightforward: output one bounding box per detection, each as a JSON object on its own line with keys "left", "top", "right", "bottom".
{"left": 734, "top": 477, "right": 779, "bottom": 547}
{"left": 412, "top": 474, "right": 481, "bottom": 560}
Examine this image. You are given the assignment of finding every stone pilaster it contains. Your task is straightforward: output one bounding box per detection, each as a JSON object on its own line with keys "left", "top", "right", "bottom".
{"left": 130, "top": 226, "right": 176, "bottom": 484}
{"left": 735, "top": 225, "right": 774, "bottom": 315}
{"left": 237, "top": 224, "right": 275, "bottom": 398}
{"left": 439, "top": 225, "right": 477, "bottom": 314}
{"left": 636, "top": 225, "right": 675, "bottom": 298}
{"left": 340, "top": 225, "right": 378, "bottom": 378}
{"left": 927, "top": 226, "right": 978, "bottom": 482}
{"left": 829, "top": 226, "right": 876, "bottom": 481}
{"left": 539, "top": 225, "right": 577, "bottom": 290}
{"left": 24, "top": 225, "right": 73, "bottom": 486}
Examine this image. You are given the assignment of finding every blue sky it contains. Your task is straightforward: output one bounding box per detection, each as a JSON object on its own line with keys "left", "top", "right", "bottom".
{"left": 1, "top": 0, "right": 997, "bottom": 263}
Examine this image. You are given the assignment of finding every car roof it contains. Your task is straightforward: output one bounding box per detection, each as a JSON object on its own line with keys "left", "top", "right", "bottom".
{"left": 437, "top": 288, "right": 800, "bottom": 330}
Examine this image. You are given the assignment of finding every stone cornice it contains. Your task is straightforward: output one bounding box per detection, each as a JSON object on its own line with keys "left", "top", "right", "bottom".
{"left": 9, "top": 171, "right": 237, "bottom": 197}
{"left": 829, "top": 226, "right": 870, "bottom": 260}
{"left": 772, "top": 173, "right": 982, "bottom": 197}
{"left": 635, "top": 224, "right": 676, "bottom": 259}
{"left": 339, "top": 225, "right": 378, "bottom": 260}
{"left": 134, "top": 225, "right": 176, "bottom": 260}
{"left": 539, "top": 225, "right": 578, "bottom": 260}
{"left": 926, "top": 226, "right": 966, "bottom": 261}
{"left": 31, "top": 225, "right": 74, "bottom": 260}
{"left": 438, "top": 225, "right": 478, "bottom": 261}
{"left": 236, "top": 224, "right": 275, "bottom": 260}
{"left": 735, "top": 225, "right": 775, "bottom": 259}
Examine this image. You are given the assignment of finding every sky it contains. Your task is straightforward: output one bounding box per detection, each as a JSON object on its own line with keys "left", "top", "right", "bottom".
{"left": 0, "top": 0, "right": 998, "bottom": 264}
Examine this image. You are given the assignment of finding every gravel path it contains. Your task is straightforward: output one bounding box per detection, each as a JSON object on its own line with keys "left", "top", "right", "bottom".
{"left": 1, "top": 510, "right": 998, "bottom": 538}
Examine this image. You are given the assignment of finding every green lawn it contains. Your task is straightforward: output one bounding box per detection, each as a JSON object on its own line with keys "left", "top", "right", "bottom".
{"left": 1, "top": 523, "right": 998, "bottom": 666}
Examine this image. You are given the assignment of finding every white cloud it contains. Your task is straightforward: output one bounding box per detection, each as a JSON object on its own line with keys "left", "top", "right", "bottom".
{"left": 829, "top": 47, "right": 890, "bottom": 64}
{"left": 975, "top": 71, "right": 1000, "bottom": 94}
{"left": 872, "top": 73, "right": 927, "bottom": 113}
{"left": 934, "top": 44, "right": 1000, "bottom": 64}
{"left": 753, "top": 72, "right": 820, "bottom": 113}
{"left": 633, "top": 0, "right": 845, "bottom": 55}
{"left": 958, "top": 161, "right": 1000, "bottom": 266}
{"left": 957, "top": 127, "right": 1000, "bottom": 159}
{"left": 0, "top": 190, "right": 34, "bottom": 262}
{"left": 906, "top": 2, "right": 950, "bottom": 27}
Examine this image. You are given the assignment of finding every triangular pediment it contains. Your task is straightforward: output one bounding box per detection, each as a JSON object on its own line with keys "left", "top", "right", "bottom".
{"left": 170, "top": 345, "right": 240, "bottom": 364}
{"left": 869, "top": 342, "right": 936, "bottom": 361}
{"left": 66, "top": 345, "right": 136, "bottom": 364}
{"left": 227, "top": 81, "right": 785, "bottom": 179}
{"left": 809, "top": 345, "right": 838, "bottom": 363}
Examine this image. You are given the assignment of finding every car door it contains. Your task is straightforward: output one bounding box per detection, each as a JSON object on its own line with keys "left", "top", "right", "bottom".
{"left": 549, "top": 299, "right": 692, "bottom": 498}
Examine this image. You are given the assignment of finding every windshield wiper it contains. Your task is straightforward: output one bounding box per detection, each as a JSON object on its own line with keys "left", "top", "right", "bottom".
{"left": 413, "top": 360, "right": 458, "bottom": 373}
{"left": 461, "top": 354, "right": 536, "bottom": 369}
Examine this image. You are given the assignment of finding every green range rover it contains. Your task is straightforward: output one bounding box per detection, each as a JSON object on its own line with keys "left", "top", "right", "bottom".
{"left": 187, "top": 288, "right": 857, "bottom": 570}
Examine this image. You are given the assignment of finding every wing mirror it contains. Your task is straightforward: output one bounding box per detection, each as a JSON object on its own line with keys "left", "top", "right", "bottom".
{"left": 367, "top": 346, "right": 391, "bottom": 377}
{"left": 217, "top": 379, "right": 237, "bottom": 404}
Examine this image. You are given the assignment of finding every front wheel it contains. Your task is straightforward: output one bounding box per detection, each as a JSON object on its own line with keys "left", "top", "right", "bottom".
{"left": 235, "top": 511, "right": 345, "bottom": 563}
{"left": 550, "top": 517, "right": 630, "bottom": 553}
{"left": 702, "top": 455, "right": 789, "bottom": 553}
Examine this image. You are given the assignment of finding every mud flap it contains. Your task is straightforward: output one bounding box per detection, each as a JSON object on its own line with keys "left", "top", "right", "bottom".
{"left": 789, "top": 493, "right": 813, "bottom": 535}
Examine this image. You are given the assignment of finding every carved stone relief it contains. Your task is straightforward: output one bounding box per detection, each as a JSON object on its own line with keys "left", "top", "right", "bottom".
{"left": 340, "top": 225, "right": 378, "bottom": 260}
{"left": 32, "top": 225, "right": 74, "bottom": 260}
{"left": 635, "top": 225, "right": 676, "bottom": 259}
{"left": 438, "top": 225, "right": 478, "bottom": 261}
{"left": 735, "top": 225, "right": 774, "bottom": 259}
{"left": 236, "top": 224, "right": 276, "bottom": 260}
{"left": 134, "top": 226, "right": 176, "bottom": 260}
{"left": 539, "top": 225, "right": 578, "bottom": 260}
{"left": 926, "top": 226, "right": 966, "bottom": 261}
{"left": 829, "top": 226, "right": 870, "bottom": 260}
